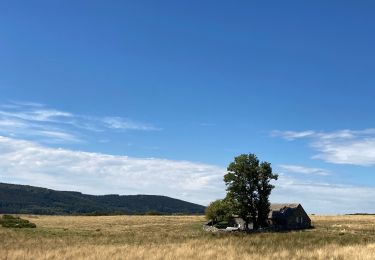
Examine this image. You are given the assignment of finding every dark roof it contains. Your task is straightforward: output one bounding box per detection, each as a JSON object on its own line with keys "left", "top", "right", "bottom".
{"left": 269, "top": 203, "right": 300, "bottom": 218}
{"left": 231, "top": 203, "right": 304, "bottom": 219}
{"left": 270, "top": 203, "right": 299, "bottom": 211}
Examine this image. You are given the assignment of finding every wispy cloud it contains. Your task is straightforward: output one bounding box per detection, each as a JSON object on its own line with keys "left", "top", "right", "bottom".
{"left": 0, "top": 101, "right": 159, "bottom": 143}
{"left": 271, "top": 130, "right": 316, "bottom": 140}
{"left": 4, "top": 101, "right": 44, "bottom": 108}
{"left": 272, "top": 129, "right": 375, "bottom": 166}
{"left": 0, "top": 109, "right": 72, "bottom": 122}
{"left": 0, "top": 136, "right": 225, "bottom": 205}
{"left": 103, "top": 117, "right": 160, "bottom": 131}
{"left": 37, "top": 131, "right": 81, "bottom": 143}
{"left": 278, "top": 164, "right": 331, "bottom": 176}
{"left": 198, "top": 122, "right": 216, "bottom": 127}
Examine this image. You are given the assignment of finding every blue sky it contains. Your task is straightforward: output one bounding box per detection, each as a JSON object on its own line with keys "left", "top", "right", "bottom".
{"left": 1, "top": 1, "right": 375, "bottom": 214}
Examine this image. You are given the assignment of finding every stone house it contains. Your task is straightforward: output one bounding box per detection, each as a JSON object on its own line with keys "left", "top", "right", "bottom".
{"left": 228, "top": 203, "right": 311, "bottom": 230}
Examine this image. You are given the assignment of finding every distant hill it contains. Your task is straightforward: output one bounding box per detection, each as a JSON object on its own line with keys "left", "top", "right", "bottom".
{"left": 0, "top": 183, "right": 205, "bottom": 215}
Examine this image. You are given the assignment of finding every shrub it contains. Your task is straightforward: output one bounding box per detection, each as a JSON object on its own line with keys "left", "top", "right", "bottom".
{"left": 0, "top": 215, "right": 36, "bottom": 228}
{"left": 205, "top": 198, "right": 235, "bottom": 223}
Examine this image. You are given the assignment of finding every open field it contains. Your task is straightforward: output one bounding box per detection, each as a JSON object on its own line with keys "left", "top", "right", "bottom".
{"left": 1, "top": 215, "right": 375, "bottom": 259}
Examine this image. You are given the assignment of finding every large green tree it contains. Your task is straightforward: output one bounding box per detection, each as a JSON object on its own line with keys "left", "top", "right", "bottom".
{"left": 224, "top": 154, "right": 278, "bottom": 230}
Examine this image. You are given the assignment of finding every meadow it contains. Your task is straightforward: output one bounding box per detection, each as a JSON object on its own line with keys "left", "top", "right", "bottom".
{"left": 1, "top": 215, "right": 375, "bottom": 259}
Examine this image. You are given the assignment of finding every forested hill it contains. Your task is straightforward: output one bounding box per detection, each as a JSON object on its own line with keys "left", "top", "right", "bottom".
{"left": 0, "top": 183, "right": 205, "bottom": 215}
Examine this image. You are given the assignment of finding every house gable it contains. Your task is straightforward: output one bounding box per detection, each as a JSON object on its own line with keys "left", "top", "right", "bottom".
{"left": 270, "top": 203, "right": 311, "bottom": 229}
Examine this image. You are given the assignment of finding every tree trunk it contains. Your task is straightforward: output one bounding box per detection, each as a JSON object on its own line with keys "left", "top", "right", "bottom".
{"left": 244, "top": 220, "right": 249, "bottom": 232}
{"left": 252, "top": 215, "right": 259, "bottom": 230}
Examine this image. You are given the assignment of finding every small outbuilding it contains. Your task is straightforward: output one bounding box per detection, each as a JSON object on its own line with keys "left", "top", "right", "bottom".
{"left": 228, "top": 203, "right": 311, "bottom": 231}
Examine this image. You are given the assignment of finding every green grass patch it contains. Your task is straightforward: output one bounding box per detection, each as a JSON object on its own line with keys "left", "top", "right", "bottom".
{"left": 214, "top": 221, "right": 229, "bottom": 229}
{"left": 0, "top": 215, "right": 36, "bottom": 228}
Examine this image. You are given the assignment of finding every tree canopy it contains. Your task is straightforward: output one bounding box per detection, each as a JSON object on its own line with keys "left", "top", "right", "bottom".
{"left": 224, "top": 153, "right": 278, "bottom": 230}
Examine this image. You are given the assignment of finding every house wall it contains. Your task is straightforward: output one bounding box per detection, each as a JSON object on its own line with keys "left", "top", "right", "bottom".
{"left": 285, "top": 205, "right": 311, "bottom": 229}
{"left": 228, "top": 217, "right": 245, "bottom": 230}
{"left": 228, "top": 217, "right": 253, "bottom": 230}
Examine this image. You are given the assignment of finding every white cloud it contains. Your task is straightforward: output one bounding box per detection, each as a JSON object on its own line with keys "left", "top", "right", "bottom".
{"left": 0, "top": 136, "right": 225, "bottom": 205}
{"left": 312, "top": 133, "right": 375, "bottom": 166}
{"left": 0, "top": 101, "right": 159, "bottom": 143}
{"left": 278, "top": 164, "right": 331, "bottom": 176}
{"left": 272, "top": 129, "right": 375, "bottom": 166}
{"left": 272, "top": 174, "right": 375, "bottom": 214}
{"left": 1, "top": 135, "right": 375, "bottom": 213}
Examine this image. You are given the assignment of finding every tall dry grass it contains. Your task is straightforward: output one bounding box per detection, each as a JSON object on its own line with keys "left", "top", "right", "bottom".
{"left": 1, "top": 215, "right": 375, "bottom": 259}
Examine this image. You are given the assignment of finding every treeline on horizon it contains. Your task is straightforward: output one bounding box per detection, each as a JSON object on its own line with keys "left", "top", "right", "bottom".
{"left": 0, "top": 183, "right": 205, "bottom": 215}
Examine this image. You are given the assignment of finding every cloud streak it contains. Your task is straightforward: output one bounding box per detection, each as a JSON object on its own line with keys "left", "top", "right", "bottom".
{"left": 103, "top": 117, "right": 160, "bottom": 131}
{"left": 278, "top": 164, "right": 331, "bottom": 176}
{"left": 272, "top": 129, "right": 375, "bottom": 166}
{"left": 271, "top": 130, "right": 315, "bottom": 140}
{"left": 0, "top": 101, "right": 159, "bottom": 143}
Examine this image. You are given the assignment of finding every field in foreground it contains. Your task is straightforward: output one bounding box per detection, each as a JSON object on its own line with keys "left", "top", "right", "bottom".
{"left": 1, "top": 215, "right": 375, "bottom": 259}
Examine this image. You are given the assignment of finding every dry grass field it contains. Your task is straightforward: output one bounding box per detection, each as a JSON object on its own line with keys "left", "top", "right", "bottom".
{"left": 1, "top": 215, "right": 375, "bottom": 259}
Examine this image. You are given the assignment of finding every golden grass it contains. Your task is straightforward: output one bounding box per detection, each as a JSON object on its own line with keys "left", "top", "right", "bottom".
{"left": 1, "top": 215, "right": 375, "bottom": 259}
